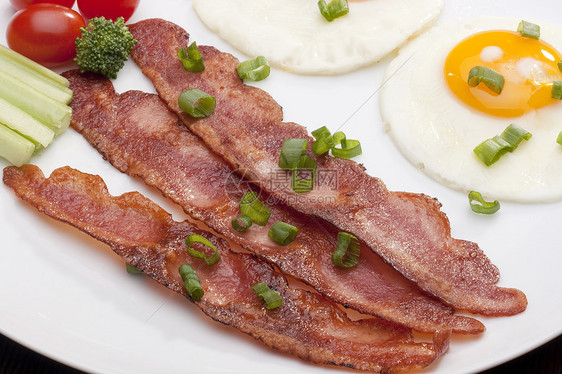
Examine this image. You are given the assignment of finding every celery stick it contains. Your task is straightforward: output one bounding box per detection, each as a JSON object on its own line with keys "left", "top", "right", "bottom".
{"left": 0, "top": 44, "right": 69, "bottom": 87}
{"left": 0, "top": 97, "right": 55, "bottom": 147}
{"left": 0, "top": 123, "right": 35, "bottom": 167}
{"left": 0, "top": 70, "right": 71, "bottom": 131}
{"left": 0, "top": 56, "right": 73, "bottom": 104}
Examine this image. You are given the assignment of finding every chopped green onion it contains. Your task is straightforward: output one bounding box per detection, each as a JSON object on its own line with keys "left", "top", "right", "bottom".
{"left": 125, "top": 263, "right": 142, "bottom": 274}
{"left": 240, "top": 191, "right": 271, "bottom": 226}
{"left": 468, "top": 66, "right": 505, "bottom": 95}
{"left": 311, "top": 126, "right": 335, "bottom": 156}
{"left": 557, "top": 131, "right": 562, "bottom": 145}
{"left": 468, "top": 191, "right": 500, "bottom": 214}
{"left": 179, "top": 264, "right": 204, "bottom": 300}
{"left": 473, "top": 124, "right": 531, "bottom": 166}
{"left": 333, "top": 138, "right": 362, "bottom": 159}
{"left": 292, "top": 154, "right": 317, "bottom": 193}
{"left": 331, "top": 232, "right": 360, "bottom": 268}
{"left": 517, "top": 20, "right": 540, "bottom": 39}
{"left": 237, "top": 56, "right": 270, "bottom": 81}
{"left": 278, "top": 138, "right": 308, "bottom": 170}
{"left": 318, "top": 0, "right": 349, "bottom": 22}
{"left": 178, "top": 88, "right": 216, "bottom": 118}
{"left": 252, "top": 282, "right": 283, "bottom": 309}
{"left": 268, "top": 221, "right": 298, "bottom": 246}
{"left": 552, "top": 81, "right": 562, "bottom": 100}
{"left": 332, "top": 131, "right": 346, "bottom": 145}
{"left": 231, "top": 215, "right": 252, "bottom": 232}
{"left": 177, "top": 42, "right": 205, "bottom": 73}
{"left": 558, "top": 61, "right": 562, "bottom": 72}
{"left": 185, "top": 234, "right": 221, "bottom": 265}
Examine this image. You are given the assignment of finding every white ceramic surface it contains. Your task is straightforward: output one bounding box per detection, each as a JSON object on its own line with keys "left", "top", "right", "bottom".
{"left": 0, "top": 1, "right": 560, "bottom": 373}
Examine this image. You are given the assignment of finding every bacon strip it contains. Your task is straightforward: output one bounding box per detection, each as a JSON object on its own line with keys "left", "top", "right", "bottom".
{"left": 3, "top": 164, "right": 450, "bottom": 372}
{"left": 63, "top": 70, "right": 484, "bottom": 335}
{"left": 128, "top": 18, "right": 527, "bottom": 316}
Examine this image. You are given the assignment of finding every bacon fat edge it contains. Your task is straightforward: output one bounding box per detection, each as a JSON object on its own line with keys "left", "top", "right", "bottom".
{"left": 63, "top": 70, "right": 484, "bottom": 335}
{"left": 127, "top": 18, "right": 527, "bottom": 316}
{"left": 3, "top": 164, "right": 450, "bottom": 373}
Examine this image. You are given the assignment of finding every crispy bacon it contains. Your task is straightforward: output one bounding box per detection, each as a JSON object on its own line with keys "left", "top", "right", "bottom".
{"left": 63, "top": 70, "right": 484, "bottom": 335}
{"left": 128, "top": 18, "right": 527, "bottom": 316}
{"left": 3, "top": 164, "right": 452, "bottom": 372}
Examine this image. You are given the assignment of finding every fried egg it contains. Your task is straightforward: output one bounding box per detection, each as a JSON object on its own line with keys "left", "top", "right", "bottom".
{"left": 380, "top": 17, "right": 562, "bottom": 203}
{"left": 192, "top": 0, "right": 443, "bottom": 74}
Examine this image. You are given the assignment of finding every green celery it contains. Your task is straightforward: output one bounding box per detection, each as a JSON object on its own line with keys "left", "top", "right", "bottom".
{"left": 0, "top": 70, "right": 71, "bottom": 132}
{"left": 0, "top": 123, "right": 34, "bottom": 166}
{"left": 0, "top": 44, "right": 69, "bottom": 87}
{"left": 0, "top": 97, "right": 55, "bottom": 147}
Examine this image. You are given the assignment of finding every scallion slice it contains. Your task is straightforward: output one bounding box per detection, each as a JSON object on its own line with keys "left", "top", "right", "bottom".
{"left": 268, "top": 221, "right": 298, "bottom": 246}
{"left": 179, "top": 264, "right": 204, "bottom": 300}
{"left": 231, "top": 215, "right": 252, "bottom": 232}
{"left": 126, "top": 263, "right": 142, "bottom": 274}
{"left": 237, "top": 56, "right": 270, "bottom": 81}
{"left": 473, "top": 124, "right": 531, "bottom": 166}
{"left": 332, "top": 138, "right": 362, "bottom": 159}
{"left": 239, "top": 191, "right": 271, "bottom": 226}
{"left": 311, "top": 126, "right": 335, "bottom": 156}
{"left": 178, "top": 88, "right": 216, "bottom": 118}
{"left": 278, "top": 138, "right": 308, "bottom": 170}
{"left": 252, "top": 282, "right": 283, "bottom": 309}
{"left": 331, "top": 232, "right": 360, "bottom": 268}
{"left": 292, "top": 154, "right": 317, "bottom": 193}
{"left": 552, "top": 81, "right": 562, "bottom": 100}
{"left": 185, "top": 234, "right": 221, "bottom": 265}
{"left": 557, "top": 131, "right": 562, "bottom": 145}
{"left": 468, "top": 66, "right": 505, "bottom": 95}
{"left": 318, "top": 0, "right": 349, "bottom": 22}
{"left": 177, "top": 42, "right": 205, "bottom": 73}
{"left": 517, "top": 20, "right": 540, "bottom": 39}
{"left": 468, "top": 191, "right": 500, "bottom": 214}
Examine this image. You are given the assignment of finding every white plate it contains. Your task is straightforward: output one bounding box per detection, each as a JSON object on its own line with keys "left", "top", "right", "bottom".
{"left": 1, "top": 0, "right": 561, "bottom": 373}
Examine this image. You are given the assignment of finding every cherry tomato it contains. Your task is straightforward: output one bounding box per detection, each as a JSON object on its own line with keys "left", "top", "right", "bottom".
{"left": 77, "top": 0, "right": 140, "bottom": 23}
{"left": 9, "top": 0, "right": 76, "bottom": 11}
{"left": 6, "top": 4, "right": 85, "bottom": 66}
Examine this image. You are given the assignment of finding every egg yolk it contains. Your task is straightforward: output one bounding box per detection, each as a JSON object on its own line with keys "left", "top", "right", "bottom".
{"left": 444, "top": 30, "right": 562, "bottom": 117}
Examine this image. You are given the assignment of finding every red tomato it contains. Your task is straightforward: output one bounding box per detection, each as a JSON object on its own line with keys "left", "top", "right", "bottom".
{"left": 9, "top": 0, "right": 76, "bottom": 11}
{"left": 77, "top": 0, "right": 140, "bottom": 23}
{"left": 6, "top": 4, "right": 85, "bottom": 66}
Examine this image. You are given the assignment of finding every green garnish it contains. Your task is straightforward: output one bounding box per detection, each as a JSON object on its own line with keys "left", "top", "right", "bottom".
{"left": 177, "top": 42, "right": 205, "bottom": 73}
{"left": 551, "top": 81, "right": 562, "bottom": 100}
{"left": 278, "top": 138, "right": 308, "bottom": 170}
{"left": 179, "top": 264, "right": 204, "bottom": 300}
{"left": 237, "top": 56, "right": 270, "bottom": 81}
{"left": 517, "top": 20, "right": 540, "bottom": 39}
{"left": 252, "top": 282, "right": 283, "bottom": 309}
{"left": 468, "top": 191, "right": 500, "bottom": 214}
{"left": 231, "top": 215, "right": 253, "bottom": 232}
{"left": 331, "top": 232, "right": 360, "bottom": 268}
{"left": 178, "top": 88, "right": 216, "bottom": 118}
{"left": 239, "top": 191, "right": 271, "bottom": 226}
{"left": 558, "top": 61, "right": 562, "bottom": 72}
{"left": 473, "top": 124, "right": 531, "bottom": 166}
{"left": 292, "top": 154, "right": 317, "bottom": 193}
{"left": 74, "top": 17, "right": 137, "bottom": 79}
{"left": 126, "top": 263, "right": 142, "bottom": 274}
{"left": 468, "top": 66, "right": 505, "bottom": 95}
{"left": 318, "top": 0, "right": 349, "bottom": 22}
{"left": 311, "top": 126, "right": 335, "bottom": 156}
{"left": 268, "top": 221, "right": 298, "bottom": 246}
{"left": 185, "top": 234, "right": 221, "bottom": 266}
{"left": 557, "top": 131, "right": 562, "bottom": 145}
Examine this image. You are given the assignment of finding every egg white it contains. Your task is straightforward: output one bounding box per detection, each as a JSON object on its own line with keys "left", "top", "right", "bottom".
{"left": 192, "top": 0, "right": 443, "bottom": 74}
{"left": 380, "top": 17, "right": 562, "bottom": 203}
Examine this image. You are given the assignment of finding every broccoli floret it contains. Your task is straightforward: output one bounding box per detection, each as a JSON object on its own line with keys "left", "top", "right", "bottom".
{"left": 74, "top": 17, "right": 137, "bottom": 79}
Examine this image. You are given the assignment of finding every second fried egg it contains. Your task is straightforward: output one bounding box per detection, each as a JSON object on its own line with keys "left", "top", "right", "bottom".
{"left": 192, "top": 0, "right": 443, "bottom": 74}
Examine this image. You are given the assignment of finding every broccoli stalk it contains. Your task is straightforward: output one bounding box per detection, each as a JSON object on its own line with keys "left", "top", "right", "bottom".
{"left": 74, "top": 17, "right": 137, "bottom": 80}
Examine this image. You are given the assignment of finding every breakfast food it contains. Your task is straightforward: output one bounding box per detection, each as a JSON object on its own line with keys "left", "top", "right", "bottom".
{"left": 3, "top": 164, "right": 450, "bottom": 373}
{"left": 128, "top": 18, "right": 527, "bottom": 316}
{"left": 192, "top": 0, "right": 443, "bottom": 74}
{"left": 380, "top": 17, "right": 562, "bottom": 202}
{"left": 63, "top": 69, "right": 485, "bottom": 335}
